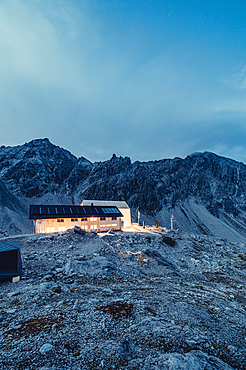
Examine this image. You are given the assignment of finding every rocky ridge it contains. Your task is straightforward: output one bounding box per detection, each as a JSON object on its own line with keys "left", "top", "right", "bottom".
{"left": 0, "top": 227, "right": 245, "bottom": 369}
{"left": 1, "top": 139, "right": 246, "bottom": 239}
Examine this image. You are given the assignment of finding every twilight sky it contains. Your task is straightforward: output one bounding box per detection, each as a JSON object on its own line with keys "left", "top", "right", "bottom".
{"left": 1, "top": 0, "right": 246, "bottom": 163}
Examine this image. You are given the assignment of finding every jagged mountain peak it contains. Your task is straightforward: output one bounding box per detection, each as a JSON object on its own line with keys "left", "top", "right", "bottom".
{"left": 189, "top": 151, "right": 216, "bottom": 157}
{"left": 22, "top": 138, "right": 77, "bottom": 161}
{"left": 89, "top": 154, "right": 132, "bottom": 177}
{"left": 0, "top": 139, "right": 77, "bottom": 197}
{"left": 188, "top": 151, "right": 245, "bottom": 167}
{"left": 25, "top": 137, "right": 51, "bottom": 145}
{"left": 109, "top": 153, "right": 131, "bottom": 164}
{"left": 1, "top": 139, "right": 246, "bottom": 239}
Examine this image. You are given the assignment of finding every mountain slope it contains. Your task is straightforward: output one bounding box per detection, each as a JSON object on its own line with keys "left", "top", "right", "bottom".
{"left": 0, "top": 180, "right": 31, "bottom": 235}
{"left": 1, "top": 139, "right": 246, "bottom": 239}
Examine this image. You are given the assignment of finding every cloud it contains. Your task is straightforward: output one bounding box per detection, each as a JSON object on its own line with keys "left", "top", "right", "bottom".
{"left": 0, "top": 0, "right": 106, "bottom": 141}
{"left": 0, "top": 1, "right": 246, "bottom": 163}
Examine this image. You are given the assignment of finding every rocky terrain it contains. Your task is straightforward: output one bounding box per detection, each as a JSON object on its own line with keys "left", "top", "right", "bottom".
{"left": 1, "top": 138, "right": 246, "bottom": 240}
{"left": 0, "top": 227, "right": 245, "bottom": 369}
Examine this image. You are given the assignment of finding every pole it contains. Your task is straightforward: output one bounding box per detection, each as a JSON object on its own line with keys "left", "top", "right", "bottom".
{"left": 171, "top": 214, "right": 174, "bottom": 230}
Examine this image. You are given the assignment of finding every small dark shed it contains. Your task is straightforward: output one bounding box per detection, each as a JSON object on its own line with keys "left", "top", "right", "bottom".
{"left": 0, "top": 241, "right": 22, "bottom": 281}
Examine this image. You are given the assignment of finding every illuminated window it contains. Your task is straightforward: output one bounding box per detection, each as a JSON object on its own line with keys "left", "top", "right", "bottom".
{"left": 46, "top": 227, "right": 54, "bottom": 233}
{"left": 90, "top": 218, "right": 97, "bottom": 221}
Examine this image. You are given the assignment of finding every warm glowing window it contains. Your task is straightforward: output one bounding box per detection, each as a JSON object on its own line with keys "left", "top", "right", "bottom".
{"left": 90, "top": 218, "right": 97, "bottom": 221}
{"left": 46, "top": 227, "right": 54, "bottom": 233}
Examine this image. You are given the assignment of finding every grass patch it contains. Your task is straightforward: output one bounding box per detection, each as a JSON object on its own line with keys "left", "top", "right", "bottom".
{"left": 4, "top": 313, "right": 69, "bottom": 339}
{"left": 95, "top": 301, "right": 134, "bottom": 319}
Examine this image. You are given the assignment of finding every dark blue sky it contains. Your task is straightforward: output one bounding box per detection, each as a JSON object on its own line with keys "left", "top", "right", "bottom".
{"left": 1, "top": 0, "right": 246, "bottom": 163}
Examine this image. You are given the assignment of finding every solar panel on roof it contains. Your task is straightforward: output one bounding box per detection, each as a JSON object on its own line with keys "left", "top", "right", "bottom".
{"left": 103, "top": 208, "right": 120, "bottom": 214}
{"left": 29, "top": 204, "right": 123, "bottom": 219}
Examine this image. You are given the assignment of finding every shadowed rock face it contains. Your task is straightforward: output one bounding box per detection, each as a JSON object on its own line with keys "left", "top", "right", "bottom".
{"left": 0, "top": 180, "right": 30, "bottom": 235}
{"left": 0, "top": 180, "right": 24, "bottom": 212}
{"left": 1, "top": 139, "right": 246, "bottom": 237}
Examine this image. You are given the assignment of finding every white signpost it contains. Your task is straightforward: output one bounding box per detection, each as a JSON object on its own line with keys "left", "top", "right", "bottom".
{"left": 171, "top": 214, "right": 175, "bottom": 230}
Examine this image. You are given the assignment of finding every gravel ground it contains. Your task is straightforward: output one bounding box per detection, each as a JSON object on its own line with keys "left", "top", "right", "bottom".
{"left": 0, "top": 227, "right": 245, "bottom": 369}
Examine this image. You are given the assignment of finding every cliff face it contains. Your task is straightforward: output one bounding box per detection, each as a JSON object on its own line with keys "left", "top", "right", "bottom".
{"left": 1, "top": 139, "right": 246, "bottom": 239}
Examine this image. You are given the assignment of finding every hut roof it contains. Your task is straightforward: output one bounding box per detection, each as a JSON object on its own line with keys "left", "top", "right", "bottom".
{"left": 0, "top": 240, "right": 20, "bottom": 253}
{"left": 29, "top": 205, "right": 123, "bottom": 220}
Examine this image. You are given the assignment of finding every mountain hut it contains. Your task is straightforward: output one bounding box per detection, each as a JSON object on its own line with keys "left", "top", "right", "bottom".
{"left": 29, "top": 205, "right": 123, "bottom": 233}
